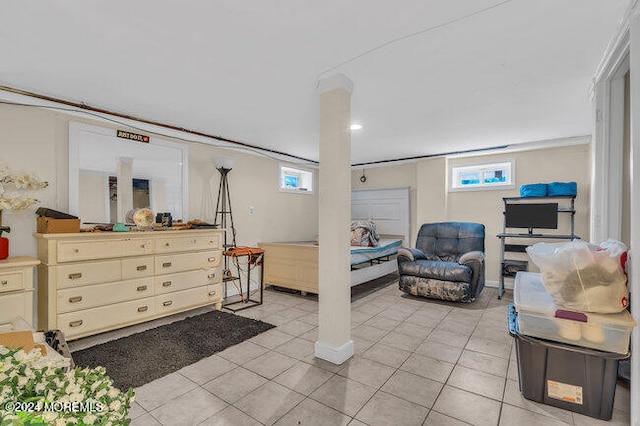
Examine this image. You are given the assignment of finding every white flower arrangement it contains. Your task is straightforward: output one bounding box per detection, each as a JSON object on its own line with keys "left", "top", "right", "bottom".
{"left": 0, "top": 164, "right": 48, "bottom": 211}
{"left": 0, "top": 345, "right": 135, "bottom": 425}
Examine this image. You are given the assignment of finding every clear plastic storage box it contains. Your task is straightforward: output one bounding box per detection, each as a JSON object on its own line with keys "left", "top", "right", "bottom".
{"left": 513, "top": 272, "right": 636, "bottom": 354}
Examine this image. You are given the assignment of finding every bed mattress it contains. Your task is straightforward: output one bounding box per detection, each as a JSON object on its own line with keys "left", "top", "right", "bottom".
{"left": 350, "top": 238, "right": 402, "bottom": 266}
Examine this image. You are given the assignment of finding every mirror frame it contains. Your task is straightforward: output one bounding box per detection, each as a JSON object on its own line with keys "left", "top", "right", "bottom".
{"left": 69, "top": 121, "right": 189, "bottom": 221}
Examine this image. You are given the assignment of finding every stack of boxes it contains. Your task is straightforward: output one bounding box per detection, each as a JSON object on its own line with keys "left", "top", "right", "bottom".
{"left": 510, "top": 271, "right": 636, "bottom": 420}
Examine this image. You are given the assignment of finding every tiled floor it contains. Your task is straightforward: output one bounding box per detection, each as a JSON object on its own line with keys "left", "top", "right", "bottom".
{"left": 85, "top": 284, "right": 631, "bottom": 425}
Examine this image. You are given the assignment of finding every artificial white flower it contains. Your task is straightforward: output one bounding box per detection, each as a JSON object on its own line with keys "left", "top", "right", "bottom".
{"left": 108, "top": 388, "right": 119, "bottom": 398}
{"left": 83, "top": 413, "right": 97, "bottom": 425}
{"left": 109, "top": 400, "right": 122, "bottom": 412}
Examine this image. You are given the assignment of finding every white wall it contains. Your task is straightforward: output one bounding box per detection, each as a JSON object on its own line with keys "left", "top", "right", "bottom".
{"left": 0, "top": 103, "right": 319, "bottom": 258}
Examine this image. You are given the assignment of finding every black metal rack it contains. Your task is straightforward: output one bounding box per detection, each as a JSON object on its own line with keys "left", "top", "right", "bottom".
{"left": 497, "top": 195, "right": 578, "bottom": 299}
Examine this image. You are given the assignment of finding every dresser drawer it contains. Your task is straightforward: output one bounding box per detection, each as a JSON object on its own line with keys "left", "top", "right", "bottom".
{"left": 57, "top": 240, "right": 124, "bottom": 262}
{"left": 155, "top": 286, "right": 210, "bottom": 314}
{"left": 207, "top": 283, "right": 223, "bottom": 303}
{"left": 58, "top": 297, "right": 155, "bottom": 339}
{"left": 0, "top": 289, "right": 34, "bottom": 326}
{"left": 154, "top": 269, "right": 219, "bottom": 295}
{"left": 122, "top": 257, "right": 154, "bottom": 279}
{"left": 57, "top": 277, "right": 154, "bottom": 313}
{"left": 0, "top": 270, "right": 23, "bottom": 293}
{"left": 122, "top": 239, "right": 153, "bottom": 257}
{"left": 155, "top": 234, "right": 221, "bottom": 253}
{"left": 57, "top": 260, "right": 122, "bottom": 289}
{"left": 155, "top": 250, "right": 222, "bottom": 274}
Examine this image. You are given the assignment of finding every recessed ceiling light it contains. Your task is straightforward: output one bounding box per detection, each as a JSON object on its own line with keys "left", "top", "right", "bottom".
{"left": 350, "top": 123, "right": 363, "bottom": 130}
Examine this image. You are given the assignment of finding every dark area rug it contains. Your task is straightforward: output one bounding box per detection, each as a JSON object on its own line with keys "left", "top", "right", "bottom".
{"left": 269, "top": 272, "right": 398, "bottom": 302}
{"left": 72, "top": 311, "right": 274, "bottom": 390}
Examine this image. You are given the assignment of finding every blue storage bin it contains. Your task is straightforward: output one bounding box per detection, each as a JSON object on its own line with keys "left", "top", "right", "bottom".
{"left": 519, "top": 183, "right": 547, "bottom": 197}
{"left": 547, "top": 181, "right": 577, "bottom": 197}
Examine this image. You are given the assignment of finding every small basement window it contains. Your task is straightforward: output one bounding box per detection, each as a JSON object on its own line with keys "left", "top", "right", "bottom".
{"left": 449, "top": 160, "right": 514, "bottom": 191}
{"left": 279, "top": 164, "right": 314, "bottom": 194}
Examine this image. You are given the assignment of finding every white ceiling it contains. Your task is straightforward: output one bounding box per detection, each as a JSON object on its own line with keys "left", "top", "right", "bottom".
{"left": 0, "top": 1, "right": 630, "bottom": 164}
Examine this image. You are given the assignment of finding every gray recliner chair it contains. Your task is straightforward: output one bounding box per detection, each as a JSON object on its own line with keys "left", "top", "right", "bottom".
{"left": 398, "top": 222, "right": 485, "bottom": 302}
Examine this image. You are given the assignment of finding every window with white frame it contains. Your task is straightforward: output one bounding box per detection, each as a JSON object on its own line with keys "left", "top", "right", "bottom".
{"left": 279, "top": 164, "right": 314, "bottom": 193}
{"left": 449, "top": 160, "right": 514, "bottom": 191}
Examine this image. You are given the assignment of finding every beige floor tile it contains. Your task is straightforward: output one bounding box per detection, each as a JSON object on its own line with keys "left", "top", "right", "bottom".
{"left": 273, "top": 361, "right": 334, "bottom": 395}
{"left": 447, "top": 365, "right": 506, "bottom": 401}
{"left": 351, "top": 310, "right": 375, "bottom": 325}
{"left": 507, "top": 358, "right": 519, "bottom": 381}
{"left": 471, "top": 323, "right": 512, "bottom": 345}
{"left": 423, "top": 410, "right": 472, "bottom": 425}
{"left": 457, "top": 350, "right": 509, "bottom": 378}
{"left": 203, "top": 367, "right": 268, "bottom": 404}
{"left": 351, "top": 324, "right": 389, "bottom": 341}
{"left": 249, "top": 328, "right": 295, "bottom": 349}
{"left": 381, "top": 370, "right": 443, "bottom": 408}
{"left": 217, "top": 341, "right": 270, "bottom": 365}
{"left": 378, "top": 330, "right": 424, "bottom": 352}
{"left": 415, "top": 340, "right": 464, "bottom": 362}
{"left": 134, "top": 373, "right": 199, "bottom": 411}
{"left": 354, "top": 390, "right": 429, "bottom": 426}
{"left": 363, "top": 315, "right": 402, "bottom": 331}
{"left": 275, "top": 337, "right": 316, "bottom": 360}
{"left": 309, "top": 375, "right": 377, "bottom": 417}
{"left": 178, "top": 355, "right": 237, "bottom": 385}
{"left": 199, "top": 405, "right": 263, "bottom": 426}
{"left": 298, "top": 312, "right": 319, "bottom": 326}
{"left": 572, "top": 408, "right": 630, "bottom": 425}
{"left": 274, "top": 397, "right": 351, "bottom": 426}
{"left": 236, "top": 381, "right": 305, "bottom": 426}
{"left": 400, "top": 353, "right": 455, "bottom": 383}
{"left": 393, "top": 321, "right": 433, "bottom": 339}
{"left": 277, "top": 319, "right": 317, "bottom": 336}
{"left": 130, "top": 413, "right": 162, "bottom": 425}
{"left": 149, "top": 387, "right": 227, "bottom": 426}
{"left": 502, "top": 379, "right": 573, "bottom": 424}
{"left": 613, "top": 384, "right": 630, "bottom": 413}
{"left": 353, "top": 303, "right": 387, "bottom": 317}
{"left": 433, "top": 386, "right": 501, "bottom": 426}
{"left": 378, "top": 306, "right": 415, "bottom": 322}
{"left": 405, "top": 311, "right": 447, "bottom": 328}
{"left": 465, "top": 336, "right": 512, "bottom": 359}
{"left": 352, "top": 336, "right": 376, "bottom": 355}
{"left": 298, "top": 327, "right": 318, "bottom": 342}
{"left": 426, "top": 328, "right": 471, "bottom": 348}
{"left": 361, "top": 342, "right": 412, "bottom": 368}
{"left": 301, "top": 354, "right": 345, "bottom": 373}
{"left": 347, "top": 420, "right": 369, "bottom": 426}
{"left": 128, "top": 401, "right": 146, "bottom": 420}
{"left": 436, "top": 318, "right": 477, "bottom": 336}
{"left": 243, "top": 350, "right": 299, "bottom": 379}
{"left": 499, "top": 403, "right": 571, "bottom": 426}
{"left": 337, "top": 356, "right": 396, "bottom": 388}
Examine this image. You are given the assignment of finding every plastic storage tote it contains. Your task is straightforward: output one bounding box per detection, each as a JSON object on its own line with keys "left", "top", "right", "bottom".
{"left": 514, "top": 272, "right": 635, "bottom": 354}
{"left": 509, "top": 305, "right": 628, "bottom": 420}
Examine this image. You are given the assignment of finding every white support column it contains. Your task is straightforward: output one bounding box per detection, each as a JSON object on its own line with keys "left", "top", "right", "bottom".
{"left": 117, "top": 157, "right": 134, "bottom": 222}
{"left": 314, "top": 74, "right": 354, "bottom": 365}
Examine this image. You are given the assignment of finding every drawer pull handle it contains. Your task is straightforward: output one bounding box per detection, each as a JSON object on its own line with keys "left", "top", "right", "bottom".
{"left": 140, "top": 244, "right": 146, "bottom": 248}
{"left": 68, "top": 273, "right": 82, "bottom": 280}
{"left": 165, "top": 242, "right": 170, "bottom": 247}
{"left": 1, "top": 280, "right": 7, "bottom": 285}
{"left": 162, "top": 262, "right": 172, "bottom": 268}
{"left": 73, "top": 249, "right": 79, "bottom": 253}
{"left": 207, "top": 273, "right": 216, "bottom": 280}
{"left": 138, "top": 306, "right": 149, "bottom": 312}
{"left": 208, "top": 257, "right": 216, "bottom": 262}
{"left": 69, "top": 320, "right": 83, "bottom": 327}
{"left": 69, "top": 296, "right": 83, "bottom": 303}
{"left": 137, "top": 265, "right": 147, "bottom": 271}
{"left": 163, "top": 300, "right": 173, "bottom": 307}
{"left": 162, "top": 281, "right": 172, "bottom": 287}
{"left": 208, "top": 290, "right": 217, "bottom": 296}
{"left": 137, "top": 285, "right": 148, "bottom": 292}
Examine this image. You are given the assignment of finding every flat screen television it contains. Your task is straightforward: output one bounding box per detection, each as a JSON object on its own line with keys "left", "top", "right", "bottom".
{"left": 505, "top": 203, "right": 558, "bottom": 233}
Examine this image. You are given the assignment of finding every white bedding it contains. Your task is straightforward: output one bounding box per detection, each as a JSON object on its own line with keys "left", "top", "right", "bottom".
{"left": 350, "top": 238, "right": 402, "bottom": 266}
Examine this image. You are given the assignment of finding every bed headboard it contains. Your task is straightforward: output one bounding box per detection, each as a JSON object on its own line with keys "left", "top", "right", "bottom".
{"left": 351, "top": 187, "right": 410, "bottom": 244}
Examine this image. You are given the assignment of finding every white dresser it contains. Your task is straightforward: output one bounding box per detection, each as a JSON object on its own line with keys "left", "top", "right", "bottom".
{"left": 0, "top": 256, "right": 40, "bottom": 332}
{"left": 36, "top": 229, "right": 224, "bottom": 340}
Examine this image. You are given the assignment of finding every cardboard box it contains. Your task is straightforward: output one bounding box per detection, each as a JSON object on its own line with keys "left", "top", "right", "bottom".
{"left": 37, "top": 216, "right": 81, "bottom": 234}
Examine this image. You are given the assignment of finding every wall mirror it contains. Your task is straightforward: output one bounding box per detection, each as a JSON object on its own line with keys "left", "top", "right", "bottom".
{"left": 69, "top": 121, "right": 188, "bottom": 224}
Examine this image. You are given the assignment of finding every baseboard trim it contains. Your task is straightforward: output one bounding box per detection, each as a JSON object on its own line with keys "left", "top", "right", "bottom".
{"left": 484, "top": 280, "right": 514, "bottom": 290}
{"left": 314, "top": 340, "right": 354, "bottom": 365}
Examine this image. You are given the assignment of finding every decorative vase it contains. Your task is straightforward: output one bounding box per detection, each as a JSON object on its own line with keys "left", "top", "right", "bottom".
{"left": 0, "top": 237, "right": 7, "bottom": 260}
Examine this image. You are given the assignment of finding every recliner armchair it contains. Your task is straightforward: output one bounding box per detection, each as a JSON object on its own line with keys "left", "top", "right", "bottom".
{"left": 398, "top": 222, "right": 485, "bottom": 302}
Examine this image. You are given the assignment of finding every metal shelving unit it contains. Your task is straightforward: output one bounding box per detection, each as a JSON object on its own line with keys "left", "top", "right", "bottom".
{"left": 497, "top": 195, "right": 578, "bottom": 299}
